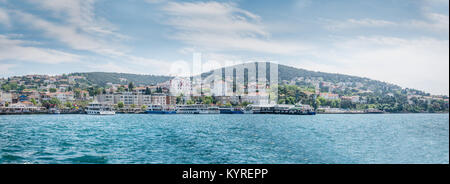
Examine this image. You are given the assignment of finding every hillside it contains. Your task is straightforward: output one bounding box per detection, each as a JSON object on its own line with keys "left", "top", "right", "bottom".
{"left": 201, "top": 62, "right": 406, "bottom": 95}
{"left": 1, "top": 62, "right": 447, "bottom": 112}
{"left": 70, "top": 72, "right": 173, "bottom": 86}
{"left": 277, "top": 64, "right": 404, "bottom": 95}
{"left": 73, "top": 63, "right": 429, "bottom": 97}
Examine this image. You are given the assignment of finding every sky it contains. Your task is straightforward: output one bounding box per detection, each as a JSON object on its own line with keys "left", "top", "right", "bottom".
{"left": 0, "top": 0, "right": 448, "bottom": 95}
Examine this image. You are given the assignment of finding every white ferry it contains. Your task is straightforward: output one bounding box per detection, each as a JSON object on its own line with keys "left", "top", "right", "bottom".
{"left": 85, "top": 101, "right": 115, "bottom": 115}
{"left": 176, "top": 105, "right": 220, "bottom": 114}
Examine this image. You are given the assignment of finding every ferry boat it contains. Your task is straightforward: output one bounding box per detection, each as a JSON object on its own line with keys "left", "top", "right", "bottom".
{"left": 219, "top": 107, "right": 244, "bottom": 114}
{"left": 246, "top": 104, "right": 315, "bottom": 115}
{"left": 146, "top": 104, "right": 176, "bottom": 114}
{"left": 48, "top": 108, "right": 60, "bottom": 114}
{"left": 200, "top": 106, "right": 220, "bottom": 114}
{"left": 176, "top": 104, "right": 220, "bottom": 114}
{"left": 85, "top": 101, "right": 115, "bottom": 115}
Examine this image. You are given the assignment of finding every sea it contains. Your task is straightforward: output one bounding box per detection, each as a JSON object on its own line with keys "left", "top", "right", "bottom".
{"left": 0, "top": 114, "right": 448, "bottom": 164}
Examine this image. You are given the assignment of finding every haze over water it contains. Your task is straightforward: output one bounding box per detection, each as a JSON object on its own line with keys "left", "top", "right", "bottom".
{"left": 0, "top": 114, "right": 448, "bottom": 164}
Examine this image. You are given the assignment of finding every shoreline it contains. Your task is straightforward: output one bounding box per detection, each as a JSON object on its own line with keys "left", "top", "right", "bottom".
{"left": 0, "top": 112, "right": 448, "bottom": 115}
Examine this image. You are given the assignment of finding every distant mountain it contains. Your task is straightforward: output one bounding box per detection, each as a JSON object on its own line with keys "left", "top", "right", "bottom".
{"left": 201, "top": 62, "right": 407, "bottom": 96}
{"left": 71, "top": 63, "right": 427, "bottom": 97}
{"left": 277, "top": 64, "right": 405, "bottom": 95}
{"left": 70, "top": 72, "right": 173, "bottom": 86}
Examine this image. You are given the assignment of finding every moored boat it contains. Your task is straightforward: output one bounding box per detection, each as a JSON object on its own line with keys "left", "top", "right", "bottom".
{"left": 176, "top": 104, "right": 220, "bottom": 114}
{"left": 85, "top": 101, "right": 115, "bottom": 115}
{"left": 146, "top": 105, "right": 176, "bottom": 114}
{"left": 219, "top": 107, "right": 244, "bottom": 114}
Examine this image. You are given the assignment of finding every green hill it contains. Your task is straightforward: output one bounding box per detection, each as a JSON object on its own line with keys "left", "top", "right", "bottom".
{"left": 70, "top": 72, "right": 173, "bottom": 86}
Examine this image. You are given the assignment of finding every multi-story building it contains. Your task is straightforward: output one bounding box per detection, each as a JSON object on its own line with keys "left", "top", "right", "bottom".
{"left": 96, "top": 92, "right": 176, "bottom": 106}
{"left": 320, "top": 93, "right": 339, "bottom": 100}
{"left": 169, "top": 77, "right": 192, "bottom": 96}
{"left": 118, "top": 92, "right": 140, "bottom": 105}
{"left": 151, "top": 93, "right": 166, "bottom": 105}
{"left": 41, "top": 92, "right": 75, "bottom": 103}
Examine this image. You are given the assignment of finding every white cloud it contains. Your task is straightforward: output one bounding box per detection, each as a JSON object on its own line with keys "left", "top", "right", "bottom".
{"left": 160, "top": 1, "right": 312, "bottom": 55}
{"left": 297, "top": 36, "right": 449, "bottom": 95}
{"left": 12, "top": 10, "right": 125, "bottom": 57}
{"left": 324, "top": 12, "right": 449, "bottom": 34}
{"left": 146, "top": 0, "right": 167, "bottom": 4}
{"left": 409, "top": 12, "right": 449, "bottom": 33}
{"left": 324, "top": 18, "right": 396, "bottom": 30}
{"left": 295, "top": 0, "right": 312, "bottom": 9}
{"left": 25, "top": 0, "right": 127, "bottom": 40}
{"left": 0, "top": 34, "right": 81, "bottom": 64}
{"left": 0, "top": 7, "right": 10, "bottom": 27}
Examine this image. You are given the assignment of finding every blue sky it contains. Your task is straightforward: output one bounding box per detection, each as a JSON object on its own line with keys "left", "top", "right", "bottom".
{"left": 0, "top": 0, "right": 448, "bottom": 95}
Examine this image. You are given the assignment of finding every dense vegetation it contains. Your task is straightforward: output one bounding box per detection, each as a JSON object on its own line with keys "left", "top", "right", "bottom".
{"left": 70, "top": 72, "right": 173, "bottom": 86}
{"left": 1, "top": 62, "right": 448, "bottom": 113}
{"left": 278, "top": 84, "right": 448, "bottom": 113}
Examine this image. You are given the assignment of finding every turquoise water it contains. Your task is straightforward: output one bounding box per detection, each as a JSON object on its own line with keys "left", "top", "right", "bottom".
{"left": 0, "top": 114, "right": 448, "bottom": 164}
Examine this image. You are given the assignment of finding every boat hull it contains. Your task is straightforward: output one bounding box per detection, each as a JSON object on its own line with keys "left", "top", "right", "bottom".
{"left": 87, "top": 111, "right": 115, "bottom": 115}
{"left": 146, "top": 111, "right": 176, "bottom": 114}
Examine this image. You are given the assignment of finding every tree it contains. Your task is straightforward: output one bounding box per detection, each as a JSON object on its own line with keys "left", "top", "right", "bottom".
{"left": 74, "top": 89, "right": 81, "bottom": 99}
{"left": 128, "top": 82, "right": 135, "bottom": 91}
{"left": 42, "top": 98, "right": 61, "bottom": 109}
{"left": 313, "top": 98, "right": 320, "bottom": 110}
{"left": 141, "top": 105, "right": 148, "bottom": 111}
{"left": 202, "top": 96, "right": 213, "bottom": 105}
{"left": 176, "top": 93, "right": 184, "bottom": 104}
{"left": 130, "top": 104, "right": 136, "bottom": 109}
{"left": 65, "top": 101, "right": 72, "bottom": 108}
{"left": 117, "top": 102, "right": 124, "bottom": 108}
{"left": 5, "top": 102, "right": 9, "bottom": 107}
{"left": 145, "top": 87, "right": 151, "bottom": 95}
{"left": 117, "top": 86, "right": 125, "bottom": 92}
{"left": 49, "top": 88, "right": 57, "bottom": 93}
{"left": 49, "top": 97, "right": 61, "bottom": 106}
{"left": 241, "top": 101, "right": 251, "bottom": 107}
{"left": 30, "top": 98, "right": 37, "bottom": 106}
{"left": 186, "top": 100, "right": 195, "bottom": 105}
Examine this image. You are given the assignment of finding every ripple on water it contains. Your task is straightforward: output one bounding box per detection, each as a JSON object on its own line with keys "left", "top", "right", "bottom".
{"left": 65, "top": 155, "right": 108, "bottom": 164}
{"left": 0, "top": 114, "right": 448, "bottom": 164}
{"left": 1, "top": 154, "right": 25, "bottom": 163}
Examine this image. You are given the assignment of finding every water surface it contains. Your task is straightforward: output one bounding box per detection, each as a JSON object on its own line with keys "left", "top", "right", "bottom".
{"left": 0, "top": 114, "right": 448, "bottom": 164}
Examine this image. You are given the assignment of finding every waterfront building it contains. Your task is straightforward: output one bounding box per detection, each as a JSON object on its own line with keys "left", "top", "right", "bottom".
{"left": 18, "top": 95, "right": 29, "bottom": 102}
{"left": 40, "top": 92, "right": 75, "bottom": 103}
{"left": 97, "top": 93, "right": 115, "bottom": 104}
{"left": 118, "top": 92, "right": 140, "bottom": 105}
{"left": 96, "top": 92, "right": 176, "bottom": 106}
{"left": 54, "top": 92, "right": 75, "bottom": 102}
{"left": 0, "top": 102, "right": 45, "bottom": 113}
{"left": 168, "top": 77, "right": 192, "bottom": 96}
{"left": 341, "top": 96, "right": 361, "bottom": 103}
{"left": 320, "top": 93, "right": 339, "bottom": 100}
{"left": 0, "top": 91, "right": 13, "bottom": 105}
{"left": 241, "top": 95, "right": 269, "bottom": 105}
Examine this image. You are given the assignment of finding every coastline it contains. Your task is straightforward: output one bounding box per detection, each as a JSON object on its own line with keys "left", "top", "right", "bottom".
{"left": 1, "top": 112, "right": 448, "bottom": 115}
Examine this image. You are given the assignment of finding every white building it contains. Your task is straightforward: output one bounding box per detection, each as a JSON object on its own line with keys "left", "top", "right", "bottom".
{"left": 97, "top": 92, "right": 171, "bottom": 106}
{"left": 0, "top": 91, "right": 13, "bottom": 105}
{"left": 169, "top": 77, "right": 192, "bottom": 96}
{"left": 320, "top": 93, "right": 339, "bottom": 100}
